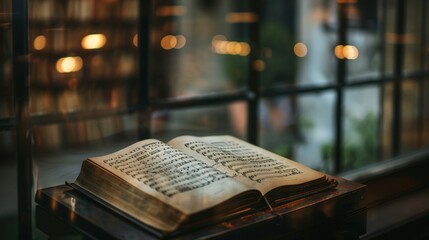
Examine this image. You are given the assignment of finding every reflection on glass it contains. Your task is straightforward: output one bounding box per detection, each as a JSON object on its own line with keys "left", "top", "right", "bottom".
{"left": 345, "top": 0, "right": 382, "bottom": 81}
{"left": 29, "top": 0, "right": 139, "bottom": 115}
{"left": 151, "top": 0, "right": 248, "bottom": 98}
{"left": 260, "top": 0, "right": 341, "bottom": 88}
{"left": 151, "top": 103, "right": 247, "bottom": 141}
{"left": 260, "top": 92, "right": 335, "bottom": 173}
{"left": 343, "top": 87, "right": 380, "bottom": 171}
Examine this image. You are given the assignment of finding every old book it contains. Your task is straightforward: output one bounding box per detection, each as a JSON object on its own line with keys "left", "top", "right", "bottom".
{"left": 72, "top": 135, "right": 337, "bottom": 234}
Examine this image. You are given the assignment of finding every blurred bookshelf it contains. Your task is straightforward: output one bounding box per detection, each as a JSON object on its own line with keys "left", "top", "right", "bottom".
{"left": 26, "top": 0, "right": 140, "bottom": 152}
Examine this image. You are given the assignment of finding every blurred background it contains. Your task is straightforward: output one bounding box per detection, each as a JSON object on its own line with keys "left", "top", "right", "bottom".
{"left": 1, "top": 0, "right": 429, "bottom": 238}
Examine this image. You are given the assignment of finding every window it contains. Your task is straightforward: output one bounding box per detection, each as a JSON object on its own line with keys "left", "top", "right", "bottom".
{"left": 1, "top": 0, "right": 428, "bottom": 238}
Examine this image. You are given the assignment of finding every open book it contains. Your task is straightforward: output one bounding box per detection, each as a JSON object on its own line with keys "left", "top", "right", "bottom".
{"left": 73, "top": 135, "right": 337, "bottom": 234}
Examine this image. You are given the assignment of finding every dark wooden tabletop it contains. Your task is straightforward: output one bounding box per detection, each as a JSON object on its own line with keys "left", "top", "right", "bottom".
{"left": 35, "top": 176, "right": 367, "bottom": 239}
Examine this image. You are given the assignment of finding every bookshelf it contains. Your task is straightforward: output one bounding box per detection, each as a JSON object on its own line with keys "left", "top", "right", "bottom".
{"left": 27, "top": 0, "right": 140, "bottom": 151}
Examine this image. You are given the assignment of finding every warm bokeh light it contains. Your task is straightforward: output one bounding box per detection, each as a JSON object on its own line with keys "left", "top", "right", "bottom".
{"left": 343, "top": 45, "right": 359, "bottom": 59}
{"left": 133, "top": 34, "right": 138, "bottom": 47}
{"left": 294, "top": 42, "right": 308, "bottom": 57}
{"left": 174, "top": 35, "right": 186, "bottom": 49}
{"left": 56, "top": 56, "right": 83, "bottom": 73}
{"left": 225, "top": 12, "right": 259, "bottom": 23}
{"left": 33, "top": 35, "right": 47, "bottom": 50}
{"left": 239, "top": 42, "right": 251, "bottom": 56}
{"left": 81, "top": 34, "right": 107, "bottom": 49}
{"left": 160, "top": 35, "right": 186, "bottom": 50}
{"left": 253, "top": 60, "right": 265, "bottom": 72}
{"left": 156, "top": 6, "right": 187, "bottom": 17}
{"left": 212, "top": 36, "right": 250, "bottom": 56}
{"left": 161, "top": 35, "right": 177, "bottom": 50}
{"left": 334, "top": 45, "right": 345, "bottom": 59}
{"left": 335, "top": 45, "right": 359, "bottom": 60}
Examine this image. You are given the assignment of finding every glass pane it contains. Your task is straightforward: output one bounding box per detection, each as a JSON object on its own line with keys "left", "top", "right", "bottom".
{"left": 343, "top": 86, "right": 380, "bottom": 171}
{"left": 0, "top": 0, "right": 13, "bottom": 118}
{"left": 259, "top": 1, "right": 296, "bottom": 88}
{"left": 151, "top": 1, "right": 248, "bottom": 99}
{"left": 34, "top": 114, "right": 139, "bottom": 188}
{"left": 261, "top": 0, "right": 338, "bottom": 89}
{"left": 346, "top": 0, "right": 383, "bottom": 81}
{"left": 403, "top": 0, "right": 424, "bottom": 73}
{"left": 29, "top": 0, "right": 139, "bottom": 115}
{"left": 401, "top": 80, "right": 420, "bottom": 153}
{"left": 384, "top": 0, "right": 397, "bottom": 75}
{"left": 151, "top": 102, "right": 247, "bottom": 141}
{"left": 381, "top": 82, "right": 393, "bottom": 159}
{"left": 259, "top": 92, "right": 335, "bottom": 173}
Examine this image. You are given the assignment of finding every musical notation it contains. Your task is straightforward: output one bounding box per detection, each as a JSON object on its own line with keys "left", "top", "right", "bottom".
{"left": 184, "top": 140, "right": 302, "bottom": 183}
{"left": 103, "top": 141, "right": 228, "bottom": 197}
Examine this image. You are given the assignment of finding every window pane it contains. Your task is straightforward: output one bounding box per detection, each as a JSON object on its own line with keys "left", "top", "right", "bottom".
{"left": 34, "top": 114, "right": 139, "bottom": 188}
{"left": 0, "top": 0, "right": 13, "bottom": 118}
{"left": 151, "top": 1, "right": 248, "bottom": 99}
{"left": 384, "top": 0, "right": 397, "bottom": 75}
{"left": 29, "top": 0, "right": 139, "bottom": 115}
{"left": 343, "top": 86, "right": 380, "bottom": 171}
{"left": 401, "top": 80, "right": 420, "bottom": 153}
{"left": 346, "top": 0, "right": 383, "bottom": 81}
{"left": 259, "top": 1, "right": 297, "bottom": 88}
{"left": 260, "top": 0, "right": 338, "bottom": 90}
{"left": 151, "top": 102, "right": 247, "bottom": 141}
{"left": 403, "top": 0, "right": 424, "bottom": 73}
{"left": 260, "top": 92, "right": 335, "bottom": 173}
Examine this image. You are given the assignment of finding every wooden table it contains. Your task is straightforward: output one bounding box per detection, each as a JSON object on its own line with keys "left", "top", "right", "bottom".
{"left": 35, "top": 176, "right": 367, "bottom": 239}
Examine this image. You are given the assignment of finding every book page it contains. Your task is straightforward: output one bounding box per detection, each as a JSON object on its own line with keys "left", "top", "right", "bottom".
{"left": 168, "top": 135, "right": 325, "bottom": 195}
{"left": 88, "top": 139, "right": 255, "bottom": 215}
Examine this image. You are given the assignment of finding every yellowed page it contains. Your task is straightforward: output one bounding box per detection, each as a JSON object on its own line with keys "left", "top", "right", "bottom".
{"left": 88, "top": 139, "right": 254, "bottom": 215}
{"left": 168, "top": 135, "right": 325, "bottom": 195}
